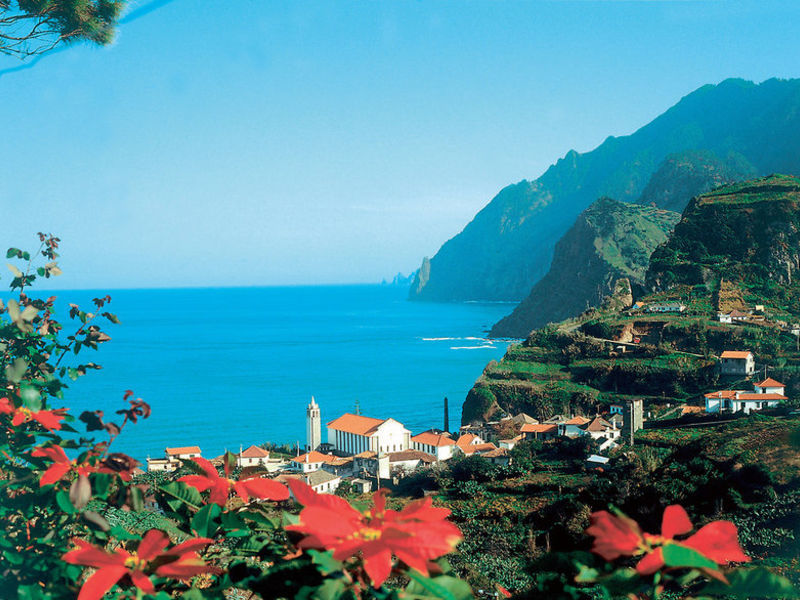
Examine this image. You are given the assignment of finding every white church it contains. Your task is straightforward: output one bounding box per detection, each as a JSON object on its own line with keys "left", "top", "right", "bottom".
{"left": 305, "top": 397, "right": 411, "bottom": 456}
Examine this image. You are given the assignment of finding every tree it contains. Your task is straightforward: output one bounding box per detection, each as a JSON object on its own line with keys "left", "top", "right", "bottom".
{"left": 0, "top": 0, "right": 126, "bottom": 59}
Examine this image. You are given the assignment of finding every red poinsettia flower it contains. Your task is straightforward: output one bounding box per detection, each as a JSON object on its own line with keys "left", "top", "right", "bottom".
{"left": 179, "top": 456, "right": 289, "bottom": 506}
{"left": 286, "top": 479, "right": 463, "bottom": 587}
{"left": 0, "top": 396, "right": 66, "bottom": 431}
{"left": 586, "top": 505, "right": 750, "bottom": 575}
{"left": 62, "top": 529, "right": 216, "bottom": 600}
{"left": 31, "top": 445, "right": 97, "bottom": 486}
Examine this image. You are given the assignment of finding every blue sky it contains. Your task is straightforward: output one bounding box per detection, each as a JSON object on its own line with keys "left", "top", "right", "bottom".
{"left": 3, "top": 0, "right": 800, "bottom": 289}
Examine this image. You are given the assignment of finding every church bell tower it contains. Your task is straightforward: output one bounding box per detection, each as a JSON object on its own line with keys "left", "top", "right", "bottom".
{"left": 306, "top": 396, "right": 321, "bottom": 452}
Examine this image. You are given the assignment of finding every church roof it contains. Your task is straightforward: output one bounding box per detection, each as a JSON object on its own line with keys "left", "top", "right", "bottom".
{"left": 327, "top": 413, "right": 385, "bottom": 435}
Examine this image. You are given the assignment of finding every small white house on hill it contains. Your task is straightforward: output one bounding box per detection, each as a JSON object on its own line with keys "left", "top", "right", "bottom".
{"left": 719, "top": 351, "right": 755, "bottom": 377}
{"left": 411, "top": 431, "right": 456, "bottom": 461}
{"left": 704, "top": 378, "right": 787, "bottom": 414}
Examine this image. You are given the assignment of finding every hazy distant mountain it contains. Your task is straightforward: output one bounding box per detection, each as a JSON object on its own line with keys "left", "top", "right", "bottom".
{"left": 409, "top": 78, "right": 800, "bottom": 303}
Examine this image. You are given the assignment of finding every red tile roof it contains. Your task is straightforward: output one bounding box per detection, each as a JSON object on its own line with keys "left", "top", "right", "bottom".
{"left": 720, "top": 351, "right": 752, "bottom": 359}
{"left": 461, "top": 442, "right": 498, "bottom": 455}
{"left": 165, "top": 446, "right": 201, "bottom": 455}
{"left": 291, "top": 451, "right": 336, "bottom": 464}
{"left": 520, "top": 423, "right": 557, "bottom": 434}
{"left": 354, "top": 450, "right": 377, "bottom": 459}
{"left": 411, "top": 432, "right": 456, "bottom": 447}
{"left": 755, "top": 378, "right": 784, "bottom": 388}
{"left": 704, "top": 390, "right": 786, "bottom": 401}
{"left": 240, "top": 445, "right": 270, "bottom": 458}
{"left": 482, "top": 447, "right": 509, "bottom": 458}
{"left": 565, "top": 416, "right": 591, "bottom": 425}
{"left": 456, "top": 433, "right": 481, "bottom": 447}
{"left": 327, "top": 413, "right": 385, "bottom": 435}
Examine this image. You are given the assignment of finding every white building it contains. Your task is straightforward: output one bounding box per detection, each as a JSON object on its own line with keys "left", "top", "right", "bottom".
{"left": 327, "top": 413, "right": 411, "bottom": 456}
{"left": 290, "top": 450, "right": 336, "bottom": 473}
{"left": 704, "top": 378, "right": 787, "bottom": 414}
{"left": 411, "top": 431, "right": 456, "bottom": 461}
{"left": 581, "top": 416, "right": 620, "bottom": 442}
{"left": 237, "top": 445, "right": 270, "bottom": 468}
{"left": 306, "top": 397, "right": 321, "bottom": 452}
{"left": 304, "top": 469, "right": 341, "bottom": 494}
{"left": 719, "top": 351, "right": 755, "bottom": 376}
{"left": 165, "top": 446, "right": 201, "bottom": 461}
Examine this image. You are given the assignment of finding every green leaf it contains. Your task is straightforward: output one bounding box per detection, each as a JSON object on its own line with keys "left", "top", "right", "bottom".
{"left": 56, "top": 490, "right": 76, "bottom": 515}
{"left": 662, "top": 542, "right": 720, "bottom": 571}
{"left": 6, "top": 248, "right": 20, "bottom": 259}
{"left": 312, "top": 578, "right": 347, "bottom": 600}
{"left": 309, "top": 549, "right": 344, "bottom": 576}
{"left": 406, "top": 571, "right": 473, "bottom": 600}
{"left": 181, "top": 589, "right": 207, "bottom": 599}
{"left": 129, "top": 485, "right": 144, "bottom": 512}
{"left": 220, "top": 510, "right": 248, "bottom": 533}
{"left": 17, "top": 584, "right": 45, "bottom": 600}
{"left": 192, "top": 503, "right": 221, "bottom": 537}
{"left": 701, "top": 567, "right": 800, "bottom": 598}
{"left": 92, "top": 472, "right": 112, "bottom": 499}
{"left": 159, "top": 481, "right": 203, "bottom": 510}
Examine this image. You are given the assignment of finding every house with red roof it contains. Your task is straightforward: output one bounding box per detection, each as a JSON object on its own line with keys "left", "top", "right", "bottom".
{"left": 237, "top": 445, "right": 270, "bottom": 468}
{"left": 327, "top": 413, "right": 411, "bottom": 456}
{"left": 520, "top": 423, "right": 558, "bottom": 441}
{"left": 411, "top": 431, "right": 457, "bottom": 461}
{"left": 704, "top": 378, "right": 787, "bottom": 414}
{"left": 719, "top": 350, "right": 755, "bottom": 376}
{"left": 290, "top": 450, "right": 337, "bottom": 473}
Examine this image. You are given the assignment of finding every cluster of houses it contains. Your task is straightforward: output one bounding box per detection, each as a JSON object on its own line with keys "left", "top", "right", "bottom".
{"left": 630, "top": 301, "right": 686, "bottom": 314}
{"left": 146, "top": 397, "right": 637, "bottom": 494}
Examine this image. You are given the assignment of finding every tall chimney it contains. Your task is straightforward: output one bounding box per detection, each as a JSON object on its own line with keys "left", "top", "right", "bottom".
{"left": 443, "top": 397, "right": 450, "bottom": 433}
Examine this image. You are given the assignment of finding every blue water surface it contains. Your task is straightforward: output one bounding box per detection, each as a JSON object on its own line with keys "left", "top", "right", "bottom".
{"left": 14, "top": 286, "right": 513, "bottom": 462}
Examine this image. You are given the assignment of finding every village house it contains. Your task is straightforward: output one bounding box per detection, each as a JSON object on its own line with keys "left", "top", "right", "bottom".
{"left": 411, "top": 431, "right": 457, "bottom": 461}
{"left": 719, "top": 350, "right": 756, "bottom": 376}
{"left": 704, "top": 378, "right": 787, "bottom": 414}
{"left": 290, "top": 450, "right": 336, "bottom": 473}
{"left": 351, "top": 478, "right": 373, "bottom": 494}
{"left": 321, "top": 456, "right": 354, "bottom": 477}
{"left": 236, "top": 445, "right": 270, "bottom": 468}
{"left": 498, "top": 434, "right": 524, "bottom": 450}
{"left": 520, "top": 423, "right": 558, "bottom": 441}
{"left": 305, "top": 469, "right": 341, "bottom": 494}
{"left": 147, "top": 445, "right": 202, "bottom": 472}
{"left": 481, "top": 447, "right": 511, "bottom": 466}
{"left": 327, "top": 413, "right": 411, "bottom": 456}
{"left": 580, "top": 416, "right": 620, "bottom": 442}
{"left": 352, "top": 451, "right": 390, "bottom": 480}
{"left": 558, "top": 415, "right": 591, "bottom": 438}
{"left": 646, "top": 302, "right": 686, "bottom": 313}
{"left": 388, "top": 449, "right": 437, "bottom": 475}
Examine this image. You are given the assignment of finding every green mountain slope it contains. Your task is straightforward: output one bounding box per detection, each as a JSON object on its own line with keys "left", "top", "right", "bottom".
{"left": 410, "top": 78, "right": 800, "bottom": 303}
{"left": 463, "top": 175, "right": 800, "bottom": 425}
{"left": 489, "top": 198, "right": 679, "bottom": 338}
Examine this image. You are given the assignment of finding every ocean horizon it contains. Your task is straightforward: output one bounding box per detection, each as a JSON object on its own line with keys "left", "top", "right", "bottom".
{"left": 7, "top": 285, "right": 515, "bottom": 462}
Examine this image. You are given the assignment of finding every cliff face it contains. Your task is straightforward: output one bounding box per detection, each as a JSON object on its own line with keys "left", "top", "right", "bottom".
{"left": 489, "top": 198, "right": 679, "bottom": 338}
{"left": 410, "top": 78, "right": 800, "bottom": 303}
{"left": 635, "top": 150, "right": 757, "bottom": 213}
{"left": 646, "top": 174, "right": 800, "bottom": 306}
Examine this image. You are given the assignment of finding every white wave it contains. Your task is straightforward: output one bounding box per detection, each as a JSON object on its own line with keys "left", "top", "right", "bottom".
{"left": 450, "top": 345, "right": 496, "bottom": 350}
{"left": 422, "top": 336, "right": 488, "bottom": 342}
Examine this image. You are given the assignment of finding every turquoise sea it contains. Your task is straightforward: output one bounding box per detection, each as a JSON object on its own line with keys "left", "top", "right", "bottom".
{"left": 25, "top": 286, "right": 514, "bottom": 462}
